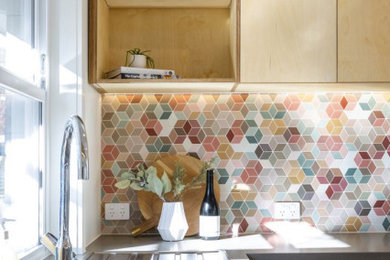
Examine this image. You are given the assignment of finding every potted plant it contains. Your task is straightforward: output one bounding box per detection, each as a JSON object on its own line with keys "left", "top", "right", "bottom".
{"left": 124, "top": 48, "right": 155, "bottom": 68}
{"left": 115, "top": 159, "right": 214, "bottom": 241}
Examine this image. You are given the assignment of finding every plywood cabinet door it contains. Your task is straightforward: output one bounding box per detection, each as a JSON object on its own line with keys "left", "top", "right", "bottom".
{"left": 338, "top": 0, "right": 390, "bottom": 82}
{"left": 240, "top": 0, "right": 337, "bottom": 83}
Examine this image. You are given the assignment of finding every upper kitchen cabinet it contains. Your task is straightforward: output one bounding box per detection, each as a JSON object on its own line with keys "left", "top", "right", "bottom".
{"left": 240, "top": 0, "right": 337, "bottom": 83}
{"left": 338, "top": 0, "right": 390, "bottom": 82}
{"left": 89, "top": 0, "right": 239, "bottom": 93}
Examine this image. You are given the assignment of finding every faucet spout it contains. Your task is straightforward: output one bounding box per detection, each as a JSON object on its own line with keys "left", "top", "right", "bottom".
{"left": 56, "top": 115, "right": 89, "bottom": 260}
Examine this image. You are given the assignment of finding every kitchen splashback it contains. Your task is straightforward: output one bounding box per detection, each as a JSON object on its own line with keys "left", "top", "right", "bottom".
{"left": 101, "top": 93, "right": 390, "bottom": 234}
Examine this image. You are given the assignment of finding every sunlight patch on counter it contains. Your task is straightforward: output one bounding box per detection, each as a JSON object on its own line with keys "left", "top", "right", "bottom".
{"left": 265, "top": 221, "right": 350, "bottom": 249}
{"left": 105, "top": 234, "right": 273, "bottom": 253}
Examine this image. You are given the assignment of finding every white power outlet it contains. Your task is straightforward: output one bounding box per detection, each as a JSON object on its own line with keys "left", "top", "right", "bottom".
{"left": 274, "top": 202, "right": 300, "bottom": 220}
{"left": 105, "top": 203, "right": 130, "bottom": 220}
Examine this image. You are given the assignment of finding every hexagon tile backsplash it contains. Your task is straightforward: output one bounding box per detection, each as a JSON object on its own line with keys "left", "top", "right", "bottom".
{"left": 101, "top": 93, "right": 390, "bottom": 234}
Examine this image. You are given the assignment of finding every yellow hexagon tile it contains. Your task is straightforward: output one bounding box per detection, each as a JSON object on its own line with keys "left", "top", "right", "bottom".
{"left": 288, "top": 168, "right": 305, "bottom": 184}
{"left": 344, "top": 217, "right": 362, "bottom": 232}
{"left": 218, "top": 143, "right": 234, "bottom": 160}
{"left": 327, "top": 119, "right": 343, "bottom": 135}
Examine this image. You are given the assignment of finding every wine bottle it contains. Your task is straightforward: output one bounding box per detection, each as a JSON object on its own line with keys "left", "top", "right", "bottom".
{"left": 199, "top": 169, "right": 220, "bottom": 240}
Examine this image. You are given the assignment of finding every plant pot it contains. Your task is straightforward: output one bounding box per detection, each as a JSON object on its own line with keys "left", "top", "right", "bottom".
{"left": 129, "top": 54, "right": 147, "bottom": 68}
{"left": 157, "top": 202, "right": 188, "bottom": 241}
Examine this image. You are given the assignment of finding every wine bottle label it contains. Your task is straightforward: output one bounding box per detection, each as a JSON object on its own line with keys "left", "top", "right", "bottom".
{"left": 199, "top": 216, "right": 220, "bottom": 238}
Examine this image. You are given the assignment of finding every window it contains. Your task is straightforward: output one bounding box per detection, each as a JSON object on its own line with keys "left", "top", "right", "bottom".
{"left": 0, "top": 87, "right": 42, "bottom": 253}
{"left": 0, "top": 0, "right": 39, "bottom": 84}
{"left": 0, "top": 0, "right": 46, "bottom": 258}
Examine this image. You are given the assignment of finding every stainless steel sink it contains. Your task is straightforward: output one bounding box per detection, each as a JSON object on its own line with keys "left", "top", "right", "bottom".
{"left": 86, "top": 253, "right": 153, "bottom": 260}
{"left": 86, "top": 251, "right": 228, "bottom": 260}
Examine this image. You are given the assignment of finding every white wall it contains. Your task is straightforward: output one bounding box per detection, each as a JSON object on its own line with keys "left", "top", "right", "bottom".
{"left": 81, "top": 81, "right": 101, "bottom": 251}
{"left": 80, "top": 0, "right": 101, "bottom": 245}
{"left": 47, "top": 0, "right": 101, "bottom": 254}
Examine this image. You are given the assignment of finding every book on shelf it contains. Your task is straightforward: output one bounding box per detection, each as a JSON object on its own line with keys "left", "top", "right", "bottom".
{"left": 106, "top": 66, "right": 176, "bottom": 79}
{"left": 112, "top": 73, "right": 180, "bottom": 79}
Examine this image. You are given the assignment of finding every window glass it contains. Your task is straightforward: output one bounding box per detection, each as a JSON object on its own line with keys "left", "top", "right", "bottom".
{"left": 0, "top": 86, "right": 41, "bottom": 254}
{"left": 0, "top": 0, "right": 39, "bottom": 84}
{"left": 0, "top": 0, "right": 45, "bottom": 257}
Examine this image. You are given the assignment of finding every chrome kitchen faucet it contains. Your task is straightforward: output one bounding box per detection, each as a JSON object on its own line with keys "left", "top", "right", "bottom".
{"left": 42, "top": 115, "right": 89, "bottom": 260}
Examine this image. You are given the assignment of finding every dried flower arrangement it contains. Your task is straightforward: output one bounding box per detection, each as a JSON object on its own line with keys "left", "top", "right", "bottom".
{"left": 115, "top": 158, "right": 215, "bottom": 202}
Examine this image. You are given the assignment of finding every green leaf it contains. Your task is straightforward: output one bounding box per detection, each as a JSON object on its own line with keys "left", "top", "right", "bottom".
{"left": 145, "top": 166, "right": 157, "bottom": 176}
{"left": 161, "top": 171, "right": 172, "bottom": 194}
{"left": 120, "top": 171, "right": 135, "bottom": 180}
{"left": 137, "top": 163, "right": 145, "bottom": 172}
{"left": 136, "top": 171, "right": 145, "bottom": 179}
{"left": 129, "top": 182, "right": 143, "bottom": 191}
{"left": 114, "top": 180, "right": 130, "bottom": 189}
{"left": 132, "top": 176, "right": 142, "bottom": 182}
{"left": 144, "top": 171, "right": 163, "bottom": 198}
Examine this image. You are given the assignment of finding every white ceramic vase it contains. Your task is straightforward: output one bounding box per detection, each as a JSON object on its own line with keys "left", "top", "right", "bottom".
{"left": 157, "top": 202, "right": 188, "bottom": 241}
{"left": 130, "top": 54, "right": 147, "bottom": 68}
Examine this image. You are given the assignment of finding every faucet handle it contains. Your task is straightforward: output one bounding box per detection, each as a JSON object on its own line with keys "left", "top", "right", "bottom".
{"left": 41, "top": 232, "right": 57, "bottom": 255}
{"left": 0, "top": 218, "right": 15, "bottom": 240}
{"left": 0, "top": 217, "right": 15, "bottom": 225}
{"left": 41, "top": 232, "right": 77, "bottom": 257}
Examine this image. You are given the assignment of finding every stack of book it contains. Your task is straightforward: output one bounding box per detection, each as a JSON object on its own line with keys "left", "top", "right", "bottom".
{"left": 106, "top": 67, "right": 180, "bottom": 79}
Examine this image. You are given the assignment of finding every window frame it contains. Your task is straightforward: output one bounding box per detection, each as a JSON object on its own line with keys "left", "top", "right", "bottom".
{"left": 0, "top": 0, "right": 48, "bottom": 259}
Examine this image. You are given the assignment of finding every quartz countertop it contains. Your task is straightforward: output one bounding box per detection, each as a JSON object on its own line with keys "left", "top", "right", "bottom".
{"left": 83, "top": 232, "right": 390, "bottom": 260}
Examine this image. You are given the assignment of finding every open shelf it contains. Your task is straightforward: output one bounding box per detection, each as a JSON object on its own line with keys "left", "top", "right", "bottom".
{"left": 94, "top": 79, "right": 236, "bottom": 93}
{"left": 89, "top": 0, "right": 239, "bottom": 92}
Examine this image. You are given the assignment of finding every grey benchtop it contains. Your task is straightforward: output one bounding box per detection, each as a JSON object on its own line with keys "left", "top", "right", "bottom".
{"left": 85, "top": 232, "right": 390, "bottom": 260}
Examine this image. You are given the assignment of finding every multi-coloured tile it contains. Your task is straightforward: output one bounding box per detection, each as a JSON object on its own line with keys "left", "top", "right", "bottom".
{"left": 101, "top": 93, "right": 390, "bottom": 234}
